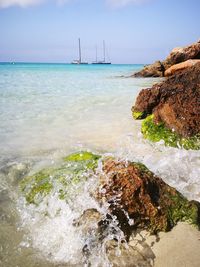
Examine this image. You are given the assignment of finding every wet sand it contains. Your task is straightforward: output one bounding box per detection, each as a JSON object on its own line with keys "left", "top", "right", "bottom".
{"left": 152, "top": 222, "right": 200, "bottom": 267}
{"left": 133, "top": 222, "right": 200, "bottom": 267}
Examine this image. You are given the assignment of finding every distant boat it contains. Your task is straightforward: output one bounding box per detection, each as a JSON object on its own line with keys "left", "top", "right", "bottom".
{"left": 92, "top": 41, "right": 111, "bottom": 65}
{"left": 71, "top": 38, "right": 88, "bottom": 65}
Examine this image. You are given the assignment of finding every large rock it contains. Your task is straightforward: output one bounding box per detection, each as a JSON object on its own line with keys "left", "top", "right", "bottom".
{"left": 97, "top": 159, "right": 200, "bottom": 235}
{"left": 133, "top": 40, "right": 200, "bottom": 77}
{"left": 131, "top": 83, "right": 161, "bottom": 117}
{"left": 164, "top": 59, "right": 200, "bottom": 76}
{"left": 133, "top": 61, "right": 165, "bottom": 78}
{"left": 163, "top": 41, "right": 200, "bottom": 69}
{"left": 132, "top": 62, "right": 200, "bottom": 147}
{"left": 20, "top": 152, "right": 200, "bottom": 265}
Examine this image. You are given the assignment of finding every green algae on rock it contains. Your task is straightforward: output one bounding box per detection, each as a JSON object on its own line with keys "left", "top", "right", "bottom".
{"left": 20, "top": 151, "right": 200, "bottom": 241}
{"left": 64, "top": 151, "right": 100, "bottom": 162}
{"left": 141, "top": 115, "right": 200, "bottom": 150}
{"left": 132, "top": 62, "right": 200, "bottom": 147}
{"left": 132, "top": 110, "right": 146, "bottom": 120}
{"left": 64, "top": 151, "right": 101, "bottom": 170}
{"left": 97, "top": 159, "right": 200, "bottom": 236}
{"left": 20, "top": 151, "right": 100, "bottom": 205}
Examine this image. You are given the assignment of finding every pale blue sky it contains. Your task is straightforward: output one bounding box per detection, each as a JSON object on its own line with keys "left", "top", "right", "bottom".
{"left": 0, "top": 0, "right": 199, "bottom": 63}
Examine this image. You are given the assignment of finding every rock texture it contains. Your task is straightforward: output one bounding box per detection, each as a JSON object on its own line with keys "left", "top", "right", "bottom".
{"left": 164, "top": 59, "right": 200, "bottom": 76}
{"left": 97, "top": 159, "right": 200, "bottom": 236}
{"left": 20, "top": 151, "right": 200, "bottom": 265}
{"left": 133, "top": 62, "right": 200, "bottom": 138}
{"left": 163, "top": 41, "right": 200, "bottom": 69}
{"left": 133, "top": 40, "right": 200, "bottom": 77}
{"left": 134, "top": 61, "right": 165, "bottom": 78}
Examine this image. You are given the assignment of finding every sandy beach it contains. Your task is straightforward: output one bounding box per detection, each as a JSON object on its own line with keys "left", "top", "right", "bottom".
{"left": 153, "top": 223, "right": 200, "bottom": 267}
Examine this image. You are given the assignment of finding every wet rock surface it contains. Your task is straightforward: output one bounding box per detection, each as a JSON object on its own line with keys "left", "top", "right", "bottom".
{"left": 97, "top": 159, "right": 200, "bottom": 235}
{"left": 133, "top": 62, "right": 200, "bottom": 146}
{"left": 20, "top": 151, "right": 100, "bottom": 204}
{"left": 20, "top": 152, "right": 200, "bottom": 266}
{"left": 133, "top": 40, "right": 200, "bottom": 77}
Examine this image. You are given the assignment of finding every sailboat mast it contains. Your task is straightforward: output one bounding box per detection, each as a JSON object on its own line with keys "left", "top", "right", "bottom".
{"left": 103, "top": 40, "right": 106, "bottom": 63}
{"left": 78, "top": 38, "right": 81, "bottom": 63}
{"left": 95, "top": 45, "right": 98, "bottom": 63}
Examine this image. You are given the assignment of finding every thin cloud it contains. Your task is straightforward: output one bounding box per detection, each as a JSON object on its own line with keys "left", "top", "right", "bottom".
{"left": 107, "top": 0, "right": 148, "bottom": 8}
{"left": 0, "top": 0, "right": 45, "bottom": 8}
{"left": 0, "top": 0, "right": 148, "bottom": 8}
{"left": 0, "top": 0, "right": 71, "bottom": 8}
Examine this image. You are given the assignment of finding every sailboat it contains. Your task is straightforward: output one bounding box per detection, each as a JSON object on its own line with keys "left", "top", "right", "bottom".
{"left": 92, "top": 41, "right": 111, "bottom": 65}
{"left": 71, "top": 38, "right": 88, "bottom": 65}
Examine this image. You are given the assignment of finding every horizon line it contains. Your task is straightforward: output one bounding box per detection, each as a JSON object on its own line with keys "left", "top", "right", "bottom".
{"left": 0, "top": 61, "right": 146, "bottom": 65}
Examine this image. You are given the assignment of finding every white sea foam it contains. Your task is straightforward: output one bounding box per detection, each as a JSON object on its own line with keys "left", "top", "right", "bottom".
{"left": 17, "top": 174, "right": 117, "bottom": 266}
{"left": 117, "top": 132, "right": 200, "bottom": 202}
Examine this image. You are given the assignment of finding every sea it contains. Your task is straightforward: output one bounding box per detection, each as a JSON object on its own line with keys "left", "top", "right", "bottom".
{"left": 0, "top": 63, "right": 199, "bottom": 267}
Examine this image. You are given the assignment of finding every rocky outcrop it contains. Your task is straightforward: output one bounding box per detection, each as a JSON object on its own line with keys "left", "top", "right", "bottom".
{"left": 97, "top": 159, "right": 200, "bottom": 235}
{"left": 133, "top": 40, "right": 200, "bottom": 77}
{"left": 163, "top": 41, "right": 200, "bottom": 69}
{"left": 165, "top": 59, "right": 200, "bottom": 76}
{"left": 133, "top": 61, "right": 165, "bottom": 78}
{"left": 132, "top": 62, "right": 200, "bottom": 148}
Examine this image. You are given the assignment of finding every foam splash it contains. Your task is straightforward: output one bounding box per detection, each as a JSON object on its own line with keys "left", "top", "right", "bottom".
{"left": 117, "top": 133, "right": 200, "bottom": 202}
{"left": 17, "top": 165, "right": 126, "bottom": 266}
{"left": 16, "top": 134, "right": 200, "bottom": 266}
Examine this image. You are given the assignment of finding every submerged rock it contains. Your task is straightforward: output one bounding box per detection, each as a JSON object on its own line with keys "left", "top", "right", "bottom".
{"left": 106, "top": 239, "right": 155, "bottom": 267}
{"left": 20, "top": 151, "right": 100, "bottom": 205}
{"left": 97, "top": 159, "right": 200, "bottom": 235}
{"left": 133, "top": 40, "right": 200, "bottom": 77}
{"left": 132, "top": 62, "right": 200, "bottom": 149}
{"left": 74, "top": 208, "right": 155, "bottom": 266}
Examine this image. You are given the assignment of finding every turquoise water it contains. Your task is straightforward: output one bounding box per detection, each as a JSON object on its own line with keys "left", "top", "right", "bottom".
{"left": 0, "top": 63, "right": 200, "bottom": 267}
{"left": 0, "top": 63, "right": 148, "bottom": 162}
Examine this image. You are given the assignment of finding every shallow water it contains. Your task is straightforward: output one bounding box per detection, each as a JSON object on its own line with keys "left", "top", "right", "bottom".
{"left": 0, "top": 63, "right": 199, "bottom": 267}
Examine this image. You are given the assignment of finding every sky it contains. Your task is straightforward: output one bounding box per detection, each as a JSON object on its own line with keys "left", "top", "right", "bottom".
{"left": 0, "top": 0, "right": 200, "bottom": 63}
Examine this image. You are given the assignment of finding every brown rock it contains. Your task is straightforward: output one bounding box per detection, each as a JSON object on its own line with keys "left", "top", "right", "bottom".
{"left": 133, "top": 62, "right": 200, "bottom": 137}
{"left": 132, "top": 83, "right": 161, "bottom": 115}
{"left": 133, "top": 61, "right": 165, "bottom": 77}
{"left": 133, "top": 40, "right": 200, "bottom": 77}
{"left": 165, "top": 59, "right": 200, "bottom": 76}
{"left": 163, "top": 41, "right": 200, "bottom": 69}
{"left": 96, "top": 159, "right": 200, "bottom": 236}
